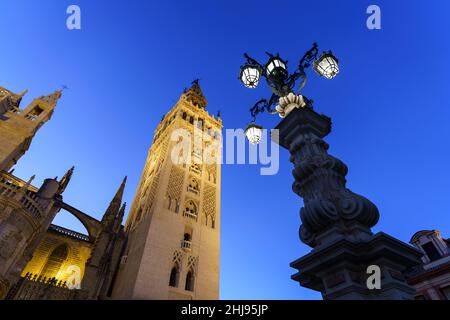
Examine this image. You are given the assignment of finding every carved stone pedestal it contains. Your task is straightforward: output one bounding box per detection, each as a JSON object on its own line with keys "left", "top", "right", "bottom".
{"left": 272, "top": 105, "right": 422, "bottom": 300}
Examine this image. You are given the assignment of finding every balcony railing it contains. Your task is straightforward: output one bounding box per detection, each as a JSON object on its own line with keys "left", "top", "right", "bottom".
{"left": 181, "top": 240, "right": 192, "bottom": 251}
{"left": 0, "top": 171, "right": 44, "bottom": 219}
{"left": 5, "top": 273, "right": 88, "bottom": 300}
{"left": 183, "top": 211, "right": 198, "bottom": 221}
{"left": 48, "top": 224, "right": 90, "bottom": 242}
{"left": 187, "top": 186, "right": 199, "bottom": 195}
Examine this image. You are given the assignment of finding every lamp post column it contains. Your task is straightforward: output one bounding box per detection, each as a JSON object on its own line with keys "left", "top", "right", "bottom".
{"left": 273, "top": 98, "right": 422, "bottom": 300}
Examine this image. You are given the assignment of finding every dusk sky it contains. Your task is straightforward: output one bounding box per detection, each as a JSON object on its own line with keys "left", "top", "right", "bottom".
{"left": 1, "top": 0, "right": 450, "bottom": 299}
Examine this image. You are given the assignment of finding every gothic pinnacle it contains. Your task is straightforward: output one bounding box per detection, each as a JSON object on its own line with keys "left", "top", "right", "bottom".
{"left": 114, "top": 202, "right": 127, "bottom": 231}
{"left": 114, "top": 176, "right": 127, "bottom": 203}
{"left": 58, "top": 166, "right": 75, "bottom": 194}
{"left": 102, "top": 176, "right": 127, "bottom": 226}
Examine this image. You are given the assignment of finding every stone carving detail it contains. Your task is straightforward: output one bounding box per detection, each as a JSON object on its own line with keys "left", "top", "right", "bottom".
{"left": 203, "top": 184, "right": 216, "bottom": 227}
{"left": 166, "top": 165, "right": 185, "bottom": 202}
{"left": 142, "top": 140, "right": 169, "bottom": 213}
{"left": 173, "top": 250, "right": 184, "bottom": 268}
{"left": 206, "top": 164, "right": 217, "bottom": 183}
{"left": 289, "top": 131, "right": 379, "bottom": 248}
{"left": 275, "top": 93, "right": 306, "bottom": 118}
{"left": 187, "top": 255, "right": 198, "bottom": 274}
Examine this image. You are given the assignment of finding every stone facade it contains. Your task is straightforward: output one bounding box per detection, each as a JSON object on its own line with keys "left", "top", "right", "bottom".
{"left": 0, "top": 86, "right": 127, "bottom": 300}
{"left": 406, "top": 230, "right": 450, "bottom": 300}
{"left": 0, "top": 88, "right": 68, "bottom": 298}
{"left": 20, "top": 224, "right": 92, "bottom": 283}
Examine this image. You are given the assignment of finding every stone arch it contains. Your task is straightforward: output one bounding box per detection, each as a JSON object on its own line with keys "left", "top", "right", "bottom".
{"left": 54, "top": 200, "right": 102, "bottom": 242}
{"left": 185, "top": 269, "right": 195, "bottom": 291}
{"left": 169, "top": 263, "right": 180, "bottom": 287}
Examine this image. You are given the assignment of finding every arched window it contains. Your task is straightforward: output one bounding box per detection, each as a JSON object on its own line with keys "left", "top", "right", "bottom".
{"left": 185, "top": 270, "right": 195, "bottom": 291}
{"left": 169, "top": 265, "right": 180, "bottom": 287}
{"left": 41, "top": 244, "right": 68, "bottom": 279}
{"left": 182, "top": 112, "right": 187, "bottom": 120}
{"left": 183, "top": 200, "right": 197, "bottom": 220}
{"left": 25, "top": 105, "right": 43, "bottom": 121}
{"left": 188, "top": 177, "right": 199, "bottom": 193}
{"left": 189, "top": 163, "right": 201, "bottom": 175}
{"left": 184, "top": 233, "right": 191, "bottom": 241}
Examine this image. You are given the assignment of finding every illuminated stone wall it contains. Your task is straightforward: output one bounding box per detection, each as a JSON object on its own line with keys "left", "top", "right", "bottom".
{"left": 112, "top": 81, "right": 222, "bottom": 300}
{"left": 21, "top": 226, "right": 92, "bottom": 283}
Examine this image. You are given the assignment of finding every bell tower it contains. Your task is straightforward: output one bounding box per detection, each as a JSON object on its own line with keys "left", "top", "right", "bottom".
{"left": 0, "top": 88, "right": 62, "bottom": 171}
{"left": 111, "top": 81, "right": 222, "bottom": 300}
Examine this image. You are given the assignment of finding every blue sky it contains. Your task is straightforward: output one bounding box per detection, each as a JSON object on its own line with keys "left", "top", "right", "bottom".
{"left": 1, "top": 1, "right": 450, "bottom": 300}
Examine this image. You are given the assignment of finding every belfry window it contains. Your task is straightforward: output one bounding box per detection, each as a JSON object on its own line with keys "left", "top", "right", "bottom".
{"left": 25, "top": 106, "right": 43, "bottom": 121}
{"left": 196, "top": 118, "right": 203, "bottom": 129}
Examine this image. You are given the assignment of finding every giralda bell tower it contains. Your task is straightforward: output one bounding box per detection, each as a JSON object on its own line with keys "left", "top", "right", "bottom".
{"left": 111, "top": 81, "right": 222, "bottom": 300}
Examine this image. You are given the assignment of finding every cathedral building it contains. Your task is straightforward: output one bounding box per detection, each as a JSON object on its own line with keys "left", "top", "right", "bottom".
{"left": 0, "top": 81, "right": 222, "bottom": 300}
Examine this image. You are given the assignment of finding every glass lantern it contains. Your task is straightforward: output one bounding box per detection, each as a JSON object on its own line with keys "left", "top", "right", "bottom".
{"left": 265, "top": 56, "right": 288, "bottom": 80}
{"left": 313, "top": 51, "right": 339, "bottom": 79}
{"left": 239, "top": 64, "right": 261, "bottom": 88}
{"left": 244, "top": 122, "right": 263, "bottom": 145}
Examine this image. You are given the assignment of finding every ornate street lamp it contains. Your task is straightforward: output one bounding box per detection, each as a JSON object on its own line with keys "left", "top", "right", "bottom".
{"left": 240, "top": 64, "right": 262, "bottom": 89}
{"left": 313, "top": 51, "right": 339, "bottom": 79}
{"left": 237, "top": 44, "right": 422, "bottom": 300}
{"left": 244, "top": 122, "right": 263, "bottom": 145}
{"left": 238, "top": 43, "right": 339, "bottom": 144}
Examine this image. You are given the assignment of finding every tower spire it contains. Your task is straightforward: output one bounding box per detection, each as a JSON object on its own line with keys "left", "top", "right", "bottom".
{"left": 38, "top": 90, "right": 62, "bottom": 106}
{"left": 183, "top": 79, "right": 207, "bottom": 109}
{"left": 101, "top": 176, "right": 127, "bottom": 227}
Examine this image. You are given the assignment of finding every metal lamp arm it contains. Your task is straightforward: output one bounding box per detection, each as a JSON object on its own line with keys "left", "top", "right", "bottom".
{"left": 244, "top": 53, "right": 265, "bottom": 76}
{"left": 249, "top": 94, "right": 278, "bottom": 121}
{"left": 296, "top": 43, "right": 319, "bottom": 92}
